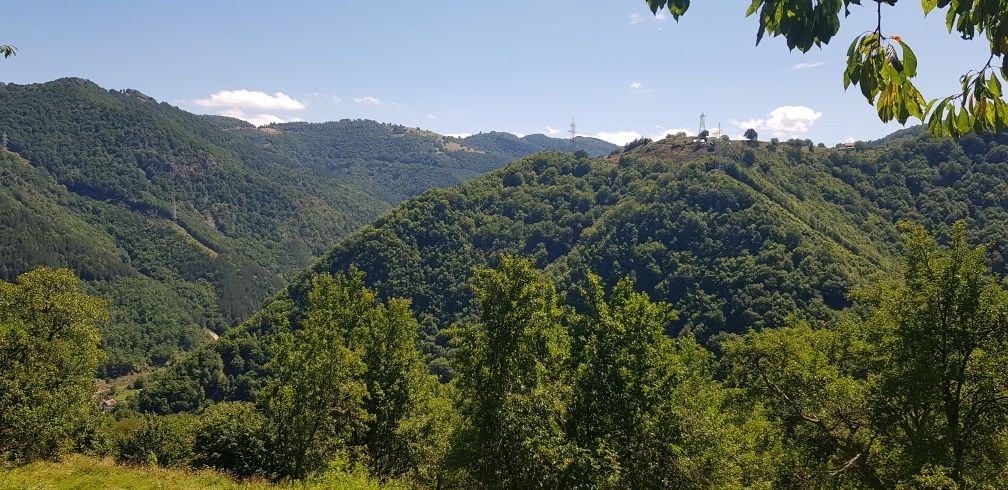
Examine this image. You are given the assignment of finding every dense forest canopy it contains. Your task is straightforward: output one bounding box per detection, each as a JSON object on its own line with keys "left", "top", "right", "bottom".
{"left": 138, "top": 127, "right": 1008, "bottom": 409}
{"left": 9, "top": 220, "right": 1006, "bottom": 487}
{"left": 0, "top": 78, "right": 603, "bottom": 375}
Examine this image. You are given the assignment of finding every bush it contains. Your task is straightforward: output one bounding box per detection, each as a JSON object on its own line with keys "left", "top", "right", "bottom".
{"left": 72, "top": 407, "right": 116, "bottom": 457}
{"left": 192, "top": 402, "right": 270, "bottom": 478}
{"left": 623, "top": 137, "right": 652, "bottom": 152}
{"left": 742, "top": 149, "right": 756, "bottom": 165}
{"left": 502, "top": 170, "right": 524, "bottom": 187}
{"left": 116, "top": 414, "right": 196, "bottom": 467}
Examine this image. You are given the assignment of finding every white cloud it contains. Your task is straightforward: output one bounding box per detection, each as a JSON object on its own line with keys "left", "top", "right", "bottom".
{"left": 219, "top": 108, "right": 303, "bottom": 127}
{"left": 427, "top": 114, "right": 437, "bottom": 120}
{"left": 791, "top": 61, "right": 825, "bottom": 70}
{"left": 653, "top": 127, "right": 695, "bottom": 139}
{"left": 353, "top": 96, "right": 385, "bottom": 106}
{"left": 444, "top": 132, "right": 472, "bottom": 138}
{"left": 732, "top": 105, "right": 823, "bottom": 137}
{"left": 448, "top": 109, "right": 462, "bottom": 116}
{"left": 628, "top": 81, "right": 653, "bottom": 94}
{"left": 595, "top": 130, "right": 644, "bottom": 146}
{"left": 629, "top": 11, "right": 666, "bottom": 25}
{"left": 195, "top": 89, "right": 306, "bottom": 111}
{"left": 333, "top": 95, "right": 343, "bottom": 104}
{"left": 546, "top": 125, "right": 562, "bottom": 135}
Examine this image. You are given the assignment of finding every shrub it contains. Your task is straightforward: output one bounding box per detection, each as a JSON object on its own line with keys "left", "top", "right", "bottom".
{"left": 742, "top": 149, "right": 756, "bottom": 165}
{"left": 192, "top": 402, "right": 270, "bottom": 478}
{"left": 116, "top": 414, "right": 196, "bottom": 467}
{"left": 502, "top": 170, "right": 523, "bottom": 187}
{"left": 623, "top": 137, "right": 652, "bottom": 152}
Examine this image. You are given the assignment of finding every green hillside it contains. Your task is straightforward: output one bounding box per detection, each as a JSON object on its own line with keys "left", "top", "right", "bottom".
{"left": 215, "top": 121, "right": 616, "bottom": 203}
{"left": 141, "top": 129, "right": 1008, "bottom": 409}
{"left": 458, "top": 131, "right": 616, "bottom": 161}
{"left": 0, "top": 78, "right": 602, "bottom": 375}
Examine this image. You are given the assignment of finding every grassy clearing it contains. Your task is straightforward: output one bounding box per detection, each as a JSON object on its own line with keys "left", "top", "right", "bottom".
{"left": 0, "top": 455, "right": 395, "bottom": 490}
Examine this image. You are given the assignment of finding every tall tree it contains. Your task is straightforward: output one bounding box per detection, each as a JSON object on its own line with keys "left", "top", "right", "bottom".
{"left": 869, "top": 222, "right": 1008, "bottom": 485}
{"left": 358, "top": 297, "right": 456, "bottom": 482}
{"left": 569, "top": 274, "right": 769, "bottom": 488}
{"left": 0, "top": 268, "right": 107, "bottom": 463}
{"left": 258, "top": 271, "right": 370, "bottom": 480}
{"left": 726, "top": 222, "right": 1008, "bottom": 487}
{"left": 449, "top": 255, "right": 573, "bottom": 488}
{"left": 724, "top": 318, "right": 882, "bottom": 488}
{"left": 744, "top": 128, "right": 759, "bottom": 146}
{"left": 641, "top": 0, "right": 1008, "bottom": 136}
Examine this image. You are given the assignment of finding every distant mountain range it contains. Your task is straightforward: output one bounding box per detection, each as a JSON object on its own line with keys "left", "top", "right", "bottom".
{"left": 0, "top": 77, "right": 615, "bottom": 375}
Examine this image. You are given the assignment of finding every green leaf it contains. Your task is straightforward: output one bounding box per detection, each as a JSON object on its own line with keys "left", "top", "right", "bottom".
{"left": 956, "top": 108, "right": 972, "bottom": 133}
{"left": 990, "top": 74, "right": 1003, "bottom": 98}
{"left": 921, "top": 0, "right": 938, "bottom": 14}
{"left": 899, "top": 40, "right": 918, "bottom": 77}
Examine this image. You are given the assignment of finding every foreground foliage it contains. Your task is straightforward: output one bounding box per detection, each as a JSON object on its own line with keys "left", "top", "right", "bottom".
{"left": 4, "top": 220, "right": 1008, "bottom": 487}
{"left": 0, "top": 268, "right": 107, "bottom": 463}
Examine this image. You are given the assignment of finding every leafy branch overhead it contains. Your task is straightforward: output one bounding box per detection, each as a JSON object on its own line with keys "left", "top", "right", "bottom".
{"left": 644, "top": 0, "right": 1008, "bottom": 137}
{"left": 0, "top": 45, "right": 14, "bottom": 58}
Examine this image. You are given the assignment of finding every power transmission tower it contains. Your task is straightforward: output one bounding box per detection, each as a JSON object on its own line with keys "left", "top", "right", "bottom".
{"left": 570, "top": 117, "right": 577, "bottom": 152}
{"left": 698, "top": 112, "right": 706, "bottom": 136}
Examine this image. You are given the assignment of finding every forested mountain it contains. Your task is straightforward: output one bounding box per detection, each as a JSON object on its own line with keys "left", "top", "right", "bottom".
{"left": 457, "top": 131, "right": 616, "bottom": 162}
{"left": 213, "top": 121, "right": 614, "bottom": 203}
{"left": 143, "top": 128, "right": 1008, "bottom": 410}
{"left": 0, "top": 78, "right": 597, "bottom": 375}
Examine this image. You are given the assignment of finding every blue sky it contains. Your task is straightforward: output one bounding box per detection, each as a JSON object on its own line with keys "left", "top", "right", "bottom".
{"left": 1, "top": 1, "right": 993, "bottom": 144}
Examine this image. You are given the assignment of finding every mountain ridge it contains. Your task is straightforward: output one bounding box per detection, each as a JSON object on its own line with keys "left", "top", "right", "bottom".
{"left": 0, "top": 77, "right": 613, "bottom": 374}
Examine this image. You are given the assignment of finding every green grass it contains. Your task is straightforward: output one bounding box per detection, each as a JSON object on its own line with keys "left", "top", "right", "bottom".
{"left": 0, "top": 455, "right": 398, "bottom": 490}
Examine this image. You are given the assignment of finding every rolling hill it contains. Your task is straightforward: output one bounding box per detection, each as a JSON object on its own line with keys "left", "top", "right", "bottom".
{"left": 139, "top": 128, "right": 1008, "bottom": 411}
{"left": 0, "top": 78, "right": 611, "bottom": 375}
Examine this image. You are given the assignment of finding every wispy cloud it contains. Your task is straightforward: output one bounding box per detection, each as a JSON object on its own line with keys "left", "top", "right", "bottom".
{"left": 195, "top": 89, "right": 306, "bottom": 111}
{"left": 790, "top": 61, "right": 825, "bottom": 70}
{"left": 628, "top": 81, "right": 653, "bottom": 94}
{"left": 353, "top": 96, "right": 385, "bottom": 106}
{"left": 629, "top": 11, "right": 667, "bottom": 25}
{"left": 427, "top": 114, "right": 437, "bottom": 120}
{"left": 545, "top": 125, "right": 562, "bottom": 135}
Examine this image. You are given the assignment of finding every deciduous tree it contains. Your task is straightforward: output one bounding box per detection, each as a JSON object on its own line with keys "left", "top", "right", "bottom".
{"left": 0, "top": 268, "right": 107, "bottom": 463}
